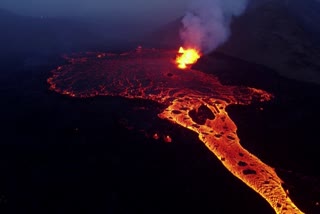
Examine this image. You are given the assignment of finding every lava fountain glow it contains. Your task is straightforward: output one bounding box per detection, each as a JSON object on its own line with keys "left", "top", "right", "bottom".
{"left": 48, "top": 48, "right": 303, "bottom": 214}
{"left": 176, "top": 47, "right": 201, "bottom": 69}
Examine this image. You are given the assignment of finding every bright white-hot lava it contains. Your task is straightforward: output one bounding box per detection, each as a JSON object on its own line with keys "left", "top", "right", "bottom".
{"left": 176, "top": 47, "right": 201, "bottom": 69}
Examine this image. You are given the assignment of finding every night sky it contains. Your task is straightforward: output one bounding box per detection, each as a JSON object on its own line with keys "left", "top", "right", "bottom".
{"left": 0, "top": 0, "right": 187, "bottom": 17}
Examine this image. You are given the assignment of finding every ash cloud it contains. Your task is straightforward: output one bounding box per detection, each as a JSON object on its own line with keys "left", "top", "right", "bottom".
{"left": 180, "top": 0, "right": 249, "bottom": 53}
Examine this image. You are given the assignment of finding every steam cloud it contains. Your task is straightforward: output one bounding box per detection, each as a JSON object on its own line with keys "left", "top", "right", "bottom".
{"left": 180, "top": 0, "right": 249, "bottom": 53}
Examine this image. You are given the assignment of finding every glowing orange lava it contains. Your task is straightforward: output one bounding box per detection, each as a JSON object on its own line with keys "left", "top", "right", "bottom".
{"left": 48, "top": 48, "right": 304, "bottom": 214}
{"left": 176, "top": 47, "right": 201, "bottom": 69}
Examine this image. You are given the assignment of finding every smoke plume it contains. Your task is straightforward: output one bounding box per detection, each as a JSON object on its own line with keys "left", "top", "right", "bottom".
{"left": 180, "top": 0, "right": 249, "bottom": 53}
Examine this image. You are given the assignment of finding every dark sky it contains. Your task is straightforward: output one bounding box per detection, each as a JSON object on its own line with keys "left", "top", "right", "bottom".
{"left": 0, "top": 0, "right": 187, "bottom": 17}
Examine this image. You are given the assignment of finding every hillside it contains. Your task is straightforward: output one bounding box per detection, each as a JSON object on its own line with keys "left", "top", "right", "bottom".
{"left": 219, "top": 0, "right": 320, "bottom": 84}
{"left": 0, "top": 8, "right": 147, "bottom": 56}
{"left": 144, "top": 0, "right": 320, "bottom": 84}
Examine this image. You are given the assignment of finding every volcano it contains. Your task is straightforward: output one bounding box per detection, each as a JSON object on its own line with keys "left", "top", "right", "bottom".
{"left": 144, "top": 0, "right": 320, "bottom": 85}
{"left": 48, "top": 47, "right": 304, "bottom": 213}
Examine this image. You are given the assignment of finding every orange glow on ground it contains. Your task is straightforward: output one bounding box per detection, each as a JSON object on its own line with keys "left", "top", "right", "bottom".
{"left": 48, "top": 48, "right": 304, "bottom": 214}
{"left": 176, "top": 47, "right": 201, "bottom": 69}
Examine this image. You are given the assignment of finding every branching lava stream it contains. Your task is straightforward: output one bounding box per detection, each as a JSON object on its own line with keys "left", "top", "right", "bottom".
{"left": 48, "top": 48, "right": 303, "bottom": 214}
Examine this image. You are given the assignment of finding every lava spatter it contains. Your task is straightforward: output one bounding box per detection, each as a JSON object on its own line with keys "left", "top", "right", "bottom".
{"left": 48, "top": 48, "right": 303, "bottom": 214}
{"left": 176, "top": 47, "right": 201, "bottom": 69}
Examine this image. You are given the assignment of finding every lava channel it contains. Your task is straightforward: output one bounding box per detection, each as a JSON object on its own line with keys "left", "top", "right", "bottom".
{"left": 48, "top": 48, "right": 303, "bottom": 214}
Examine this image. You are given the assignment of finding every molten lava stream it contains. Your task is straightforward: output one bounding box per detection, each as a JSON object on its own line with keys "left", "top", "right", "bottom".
{"left": 48, "top": 48, "right": 304, "bottom": 214}
{"left": 159, "top": 96, "right": 303, "bottom": 214}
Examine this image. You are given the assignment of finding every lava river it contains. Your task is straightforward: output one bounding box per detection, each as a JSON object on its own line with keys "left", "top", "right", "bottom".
{"left": 48, "top": 48, "right": 303, "bottom": 214}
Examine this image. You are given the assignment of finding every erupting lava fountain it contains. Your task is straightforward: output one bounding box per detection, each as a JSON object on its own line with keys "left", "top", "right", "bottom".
{"left": 175, "top": 47, "right": 201, "bottom": 69}
{"left": 48, "top": 47, "right": 303, "bottom": 214}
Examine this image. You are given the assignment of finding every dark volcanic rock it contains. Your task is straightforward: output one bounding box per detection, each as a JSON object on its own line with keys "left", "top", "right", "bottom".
{"left": 188, "top": 104, "right": 215, "bottom": 125}
{"left": 219, "top": 0, "right": 320, "bottom": 84}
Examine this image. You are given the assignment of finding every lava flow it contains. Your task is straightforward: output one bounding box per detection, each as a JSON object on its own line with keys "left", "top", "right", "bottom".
{"left": 176, "top": 47, "right": 201, "bottom": 69}
{"left": 48, "top": 48, "right": 303, "bottom": 214}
